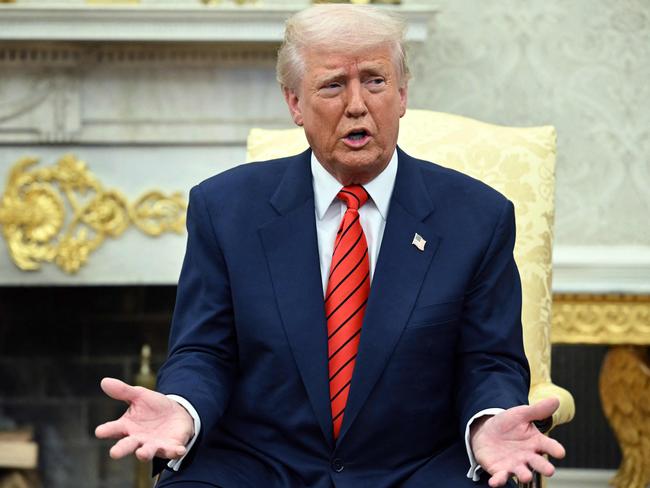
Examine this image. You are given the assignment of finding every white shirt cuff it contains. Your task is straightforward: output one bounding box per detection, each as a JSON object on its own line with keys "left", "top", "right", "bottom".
{"left": 465, "top": 408, "right": 505, "bottom": 481}
{"left": 165, "top": 394, "right": 201, "bottom": 472}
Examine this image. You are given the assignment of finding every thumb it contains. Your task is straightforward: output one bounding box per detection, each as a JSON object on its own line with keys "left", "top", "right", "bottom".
{"left": 522, "top": 397, "right": 560, "bottom": 423}
{"left": 100, "top": 377, "right": 140, "bottom": 403}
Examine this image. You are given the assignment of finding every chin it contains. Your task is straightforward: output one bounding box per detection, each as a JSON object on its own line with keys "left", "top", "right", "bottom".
{"left": 338, "top": 146, "right": 378, "bottom": 164}
{"left": 338, "top": 156, "right": 385, "bottom": 182}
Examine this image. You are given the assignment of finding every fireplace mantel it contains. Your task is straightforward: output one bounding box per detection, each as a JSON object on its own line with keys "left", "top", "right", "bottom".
{"left": 0, "top": 3, "right": 435, "bottom": 43}
{"left": 0, "top": 2, "right": 436, "bottom": 285}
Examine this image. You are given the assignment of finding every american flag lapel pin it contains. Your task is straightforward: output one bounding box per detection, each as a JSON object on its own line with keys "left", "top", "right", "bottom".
{"left": 412, "top": 233, "right": 426, "bottom": 252}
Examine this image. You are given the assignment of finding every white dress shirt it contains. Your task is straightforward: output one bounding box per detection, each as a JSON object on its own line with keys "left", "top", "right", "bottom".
{"left": 311, "top": 149, "right": 396, "bottom": 294}
{"left": 168, "top": 150, "right": 502, "bottom": 480}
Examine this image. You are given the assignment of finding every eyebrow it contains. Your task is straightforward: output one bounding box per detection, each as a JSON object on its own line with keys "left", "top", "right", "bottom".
{"left": 315, "top": 64, "right": 388, "bottom": 86}
{"left": 357, "top": 63, "right": 388, "bottom": 76}
{"left": 315, "top": 70, "right": 347, "bottom": 86}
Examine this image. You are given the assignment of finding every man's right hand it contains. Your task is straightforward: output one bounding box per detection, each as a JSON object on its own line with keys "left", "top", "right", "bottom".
{"left": 95, "top": 377, "right": 194, "bottom": 462}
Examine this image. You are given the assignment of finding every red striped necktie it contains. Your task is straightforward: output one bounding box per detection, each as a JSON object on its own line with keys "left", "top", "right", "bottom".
{"left": 325, "top": 184, "right": 370, "bottom": 440}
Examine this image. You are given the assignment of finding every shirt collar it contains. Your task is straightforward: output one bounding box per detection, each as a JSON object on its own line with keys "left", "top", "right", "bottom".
{"left": 311, "top": 149, "right": 398, "bottom": 221}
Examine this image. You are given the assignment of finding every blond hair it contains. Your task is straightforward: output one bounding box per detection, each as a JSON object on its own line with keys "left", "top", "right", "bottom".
{"left": 277, "top": 4, "right": 410, "bottom": 91}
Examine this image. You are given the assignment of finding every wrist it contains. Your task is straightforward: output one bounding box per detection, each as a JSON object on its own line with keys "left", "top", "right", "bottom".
{"left": 469, "top": 415, "right": 493, "bottom": 449}
{"left": 171, "top": 399, "right": 196, "bottom": 440}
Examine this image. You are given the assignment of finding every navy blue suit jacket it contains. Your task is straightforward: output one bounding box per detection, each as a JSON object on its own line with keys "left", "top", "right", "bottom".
{"left": 156, "top": 147, "right": 530, "bottom": 488}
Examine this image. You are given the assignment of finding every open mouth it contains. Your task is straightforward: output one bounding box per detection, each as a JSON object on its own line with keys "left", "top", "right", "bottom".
{"left": 343, "top": 129, "right": 371, "bottom": 147}
{"left": 346, "top": 129, "right": 368, "bottom": 141}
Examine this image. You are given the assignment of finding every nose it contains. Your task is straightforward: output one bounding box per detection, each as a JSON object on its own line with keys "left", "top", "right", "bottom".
{"left": 344, "top": 80, "right": 368, "bottom": 118}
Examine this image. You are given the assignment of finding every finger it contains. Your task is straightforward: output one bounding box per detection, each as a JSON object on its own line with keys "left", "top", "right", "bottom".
{"left": 95, "top": 420, "right": 128, "bottom": 439}
{"left": 513, "top": 464, "right": 533, "bottom": 484}
{"left": 536, "top": 435, "right": 566, "bottom": 459}
{"left": 100, "top": 377, "right": 140, "bottom": 403}
{"left": 521, "top": 397, "right": 560, "bottom": 423}
{"left": 136, "top": 441, "right": 187, "bottom": 462}
{"left": 161, "top": 444, "right": 187, "bottom": 460}
{"left": 135, "top": 443, "right": 157, "bottom": 462}
{"left": 488, "top": 470, "right": 510, "bottom": 487}
{"left": 109, "top": 436, "right": 141, "bottom": 459}
{"left": 526, "top": 453, "right": 555, "bottom": 477}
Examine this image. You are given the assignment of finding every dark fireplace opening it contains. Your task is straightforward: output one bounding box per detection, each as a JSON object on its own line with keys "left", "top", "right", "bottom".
{"left": 0, "top": 286, "right": 175, "bottom": 487}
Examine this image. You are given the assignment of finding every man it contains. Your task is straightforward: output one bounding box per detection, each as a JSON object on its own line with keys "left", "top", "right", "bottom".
{"left": 96, "top": 5, "right": 564, "bottom": 488}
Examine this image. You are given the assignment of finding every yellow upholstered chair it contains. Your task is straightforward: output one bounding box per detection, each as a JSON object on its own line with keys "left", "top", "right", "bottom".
{"left": 247, "top": 109, "right": 575, "bottom": 484}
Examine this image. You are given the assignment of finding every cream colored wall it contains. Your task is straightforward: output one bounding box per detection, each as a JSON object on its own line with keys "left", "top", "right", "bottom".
{"left": 406, "top": 0, "right": 650, "bottom": 248}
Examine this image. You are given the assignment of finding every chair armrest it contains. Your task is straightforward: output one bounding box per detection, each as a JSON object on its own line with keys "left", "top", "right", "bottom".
{"left": 529, "top": 382, "right": 575, "bottom": 431}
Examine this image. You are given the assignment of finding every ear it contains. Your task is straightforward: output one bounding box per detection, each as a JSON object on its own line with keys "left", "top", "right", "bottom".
{"left": 398, "top": 84, "right": 408, "bottom": 118}
{"left": 283, "top": 86, "right": 304, "bottom": 127}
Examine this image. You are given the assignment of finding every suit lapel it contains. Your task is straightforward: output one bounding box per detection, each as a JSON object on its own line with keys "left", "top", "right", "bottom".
{"left": 337, "top": 148, "right": 441, "bottom": 443}
{"left": 258, "top": 150, "right": 334, "bottom": 447}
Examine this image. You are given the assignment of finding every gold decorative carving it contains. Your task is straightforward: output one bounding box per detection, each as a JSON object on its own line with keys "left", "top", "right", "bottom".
{"left": 599, "top": 346, "right": 650, "bottom": 488}
{"left": 551, "top": 293, "right": 650, "bottom": 345}
{"left": 0, "top": 155, "right": 186, "bottom": 274}
{"left": 129, "top": 191, "right": 186, "bottom": 237}
{"left": 552, "top": 294, "right": 650, "bottom": 488}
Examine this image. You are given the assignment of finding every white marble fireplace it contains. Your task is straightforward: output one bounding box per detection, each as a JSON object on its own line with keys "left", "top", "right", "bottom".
{"left": 0, "top": 1, "right": 435, "bottom": 285}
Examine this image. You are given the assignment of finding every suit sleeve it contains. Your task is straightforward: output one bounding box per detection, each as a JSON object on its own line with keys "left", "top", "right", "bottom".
{"left": 156, "top": 184, "right": 238, "bottom": 453}
{"left": 455, "top": 198, "right": 530, "bottom": 437}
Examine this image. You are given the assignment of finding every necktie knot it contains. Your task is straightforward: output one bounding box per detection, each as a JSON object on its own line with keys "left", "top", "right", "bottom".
{"left": 337, "top": 185, "right": 369, "bottom": 211}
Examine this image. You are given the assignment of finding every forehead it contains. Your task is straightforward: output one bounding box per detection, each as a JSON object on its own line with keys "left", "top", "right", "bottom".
{"left": 302, "top": 45, "right": 395, "bottom": 77}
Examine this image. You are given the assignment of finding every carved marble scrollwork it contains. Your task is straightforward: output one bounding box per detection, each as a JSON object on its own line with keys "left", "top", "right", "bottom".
{"left": 0, "top": 155, "right": 186, "bottom": 274}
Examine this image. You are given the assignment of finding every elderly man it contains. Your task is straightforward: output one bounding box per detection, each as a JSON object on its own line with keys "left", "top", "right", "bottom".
{"left": 96, "top": 5, "right": 564, "bottom": 488}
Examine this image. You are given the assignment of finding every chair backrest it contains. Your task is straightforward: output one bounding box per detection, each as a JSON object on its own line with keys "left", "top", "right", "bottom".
{"left": 247, "top": 109, "right": 558, "bottom": 400}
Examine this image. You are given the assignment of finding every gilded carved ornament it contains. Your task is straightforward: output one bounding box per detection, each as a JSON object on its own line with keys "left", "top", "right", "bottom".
{"left": 0, "top": 155, "right": 186, "bottom": 274}
{"left": 552, "top": 293, "right": 650, "bottom": 488}
{"left": 552, "top": 293, "right": 650, "bottom": 345}
{"left": 599, "top": 346, "right": 650, "bottom": 488}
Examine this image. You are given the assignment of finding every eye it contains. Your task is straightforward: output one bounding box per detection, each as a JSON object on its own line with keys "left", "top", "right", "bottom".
{"left": 365, "top": 77, "right": 386, "bottom": 90}
{"left": 319, "top": 82, "right": 343, "bottom": 97}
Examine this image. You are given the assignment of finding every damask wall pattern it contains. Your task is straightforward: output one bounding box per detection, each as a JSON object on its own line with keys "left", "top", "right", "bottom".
{"left": 406, "top": 0, "right": 650, "bottom": 246}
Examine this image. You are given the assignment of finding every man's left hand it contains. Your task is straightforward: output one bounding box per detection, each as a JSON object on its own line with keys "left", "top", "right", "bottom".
{"left": 470, "top": 397, "right": 566, "bottom": 487}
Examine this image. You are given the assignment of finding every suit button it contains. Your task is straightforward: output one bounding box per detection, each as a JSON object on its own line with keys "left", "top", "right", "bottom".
{"left": 331, "top": 458, "right": 344, "bottom": 472}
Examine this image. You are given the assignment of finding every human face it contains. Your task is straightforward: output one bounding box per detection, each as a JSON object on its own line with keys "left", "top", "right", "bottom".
{"left": 283, "top": 45, "right": 407, "bottom": 185}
